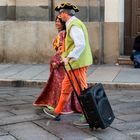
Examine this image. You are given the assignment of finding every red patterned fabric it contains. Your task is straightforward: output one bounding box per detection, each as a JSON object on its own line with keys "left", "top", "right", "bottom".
{"left": 33, "top": 31, "right": 81, "bottom": 113}
{"left": 33, "top": 53, "right": 81, "bottom": 113}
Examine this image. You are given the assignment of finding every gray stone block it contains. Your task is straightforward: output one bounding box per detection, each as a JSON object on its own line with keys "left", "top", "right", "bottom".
{"left": 0, "top": 112, "right": 14, "bottom": 119}
{"left": 0, "top": 128, "right": 8, "bottom": 136}
{"left": 2, "top": 122, "right": 59, "bottom": 140}
{"left": 112, "top": 121, "right": 140, "bottom": 131}
{"left": 34, "top": 119, "right": 98, "bottom": 140}
{"left": 83, "top": 127, "right": 134, "bottom": 140}
{"left": 0, "top": 135, "right": 16, "bottom": 140}
{"left": 0, "top": 114, "right": 45, "bottom": 125}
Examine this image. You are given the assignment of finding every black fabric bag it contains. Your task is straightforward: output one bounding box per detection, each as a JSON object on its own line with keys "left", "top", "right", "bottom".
{"left": 63, "top": 63, "right": 115, "bottom": 129}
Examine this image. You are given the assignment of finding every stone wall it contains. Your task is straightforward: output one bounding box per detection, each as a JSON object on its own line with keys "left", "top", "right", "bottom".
{"left": 0, "top": 0, "right": 125, "bottom": 64}
{"left": 0, "top": 21, "right": 100, "bottom": 64}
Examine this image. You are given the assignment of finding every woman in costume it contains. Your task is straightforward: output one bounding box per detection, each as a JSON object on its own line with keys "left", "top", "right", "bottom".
{"left": 33, "top": 15, "right": 81, "bottom": 114}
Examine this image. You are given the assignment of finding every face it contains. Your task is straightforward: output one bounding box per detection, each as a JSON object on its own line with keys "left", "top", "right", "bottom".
{"left": 59, "top": 11, "right": 67, "bottom": 22}
{"left": 55, "top": 18, "right": 63, "bottom": 30}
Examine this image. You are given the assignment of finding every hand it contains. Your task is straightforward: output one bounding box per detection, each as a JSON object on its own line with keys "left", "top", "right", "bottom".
{"left": 52, "top": 62, "right": 58, "bottom": 68}
{"left": 62, "top": 57, "right": 70, "bottom": 65}
{"left": 56, "top": 47, "right": 62, "bottom": 54}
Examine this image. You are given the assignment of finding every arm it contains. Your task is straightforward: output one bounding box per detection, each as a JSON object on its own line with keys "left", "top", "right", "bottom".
{"left": 68, "top": 25, "right": 86, "bottom": 59}
{"left": 63, "top": 26, "right": 86, "bottom": 65}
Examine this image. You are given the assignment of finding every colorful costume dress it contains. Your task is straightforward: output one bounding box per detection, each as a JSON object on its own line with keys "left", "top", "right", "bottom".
{"left": 33, "top": 30, "right": 81, "bottom": 113}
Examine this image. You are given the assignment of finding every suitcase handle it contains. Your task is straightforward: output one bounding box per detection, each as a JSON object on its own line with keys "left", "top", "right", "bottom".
{"left": 68, "top": 63, "right": 83, "bottom": 91}
{"left": 62, "top": 62, "right": 81, "bottom": 98}
{"left": 62, "top": 62, "right": 90, "bottom": 124}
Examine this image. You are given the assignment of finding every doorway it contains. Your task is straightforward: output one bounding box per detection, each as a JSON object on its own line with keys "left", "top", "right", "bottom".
{"left": 124, "top": 0, "right": 140, "bottom": 55}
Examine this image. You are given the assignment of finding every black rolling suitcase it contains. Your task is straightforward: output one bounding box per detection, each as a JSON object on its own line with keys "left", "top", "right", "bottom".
{"left": 63, "top": 63, "right": 115, "bottom": 129}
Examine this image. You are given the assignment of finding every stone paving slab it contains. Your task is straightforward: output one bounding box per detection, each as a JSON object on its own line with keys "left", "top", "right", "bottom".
{"left": 0, "top": 100, "right": 27, "bottom": 106}
{"left": 1, "top": 122, "right": 59, "bottom": 140}
{"left": 111, "top": 121, "right": 140, "bottom": 131}
{"left": 0, "top": 114, "right": 45, "bottom": 126}
{"left": 117, "top": 114, "right": 140, "bottom": 122}
{"left": 31, "top": 70, "right": 49, "bottom": 80}
{"left": 124, "top": 130, "right": 140, "bottom": 140}
{"left": 82, "top": 127, "right": 134, "bottom": 140}
{"left": 88, "top": 66, "right": 121, "bottom": 82}
{"left": 10, "top": 108, "right": 41, "bottom": 115}
{"left": 0, "top": 87, "right": 139, "bottom": 140}
{"left": 7, "top": 65, "right": 48, "bottom": 80}
{"left": 0, "top": 135, "right": 17, "bottom": 140}
{"left": 112, "top": 102, "right": 140, "bottom": 113}
{"left": 116, "top": 107, "right": 140, "bottom": 115}
{"left": 34, "top": 118, "right": 98, "bottom": 140}
{"left": 0, "top": 128, "right": 8, "bottom": 136}
{"left": 0, "top": 112, "right": 14, "bottom": 118}
{"left": 119, "top": 96, "right": 140, "bottom": 102}
{"left": 0, "top": 64, "right": 31, "bottom": 79}
{"left": 0, "top": 64, "right": 13, "bottom": 71}
{"left": 114, "top": 68, "right": 140, "bottom": 83}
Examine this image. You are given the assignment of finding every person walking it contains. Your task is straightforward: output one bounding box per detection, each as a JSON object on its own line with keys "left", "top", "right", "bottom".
{"left": 43, "top": 3, "right": 93, "bottom": 126}
{"left": 33, "top": 15, "right": 81, "bottom": 114}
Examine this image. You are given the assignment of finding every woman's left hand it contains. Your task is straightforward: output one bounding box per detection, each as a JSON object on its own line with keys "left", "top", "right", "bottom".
{"left": 52, "top": 62, "right": 58, "bottom": 68}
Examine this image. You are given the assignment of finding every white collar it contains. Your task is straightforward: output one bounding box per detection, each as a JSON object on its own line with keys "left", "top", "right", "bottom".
{"left": 66, "top": 16, "right": 77, "bottom": 27}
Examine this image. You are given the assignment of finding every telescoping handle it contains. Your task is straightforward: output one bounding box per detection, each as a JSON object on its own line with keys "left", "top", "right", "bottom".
{"left": 62, "top": 62, "right": 89, "bottom": 124}
{"left": 62, "top": 63, "right": 80, "bottom": 98}
{"left": 68, "top": 63, "right": 83, "bottom": 91}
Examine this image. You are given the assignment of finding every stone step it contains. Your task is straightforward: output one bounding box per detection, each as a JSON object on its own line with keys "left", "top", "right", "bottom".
{"left": 117, "top": 56, "right": 133, "bottom": 65}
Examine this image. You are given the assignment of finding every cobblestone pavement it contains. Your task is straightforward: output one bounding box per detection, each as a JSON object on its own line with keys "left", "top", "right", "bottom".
{"left": 0, "top": 86, "right": 140, "bottom": 140}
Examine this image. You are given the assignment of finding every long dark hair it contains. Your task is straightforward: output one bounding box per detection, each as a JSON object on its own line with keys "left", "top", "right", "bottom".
{"left": 55, "top": 15, "right": 66, "bottom": 30}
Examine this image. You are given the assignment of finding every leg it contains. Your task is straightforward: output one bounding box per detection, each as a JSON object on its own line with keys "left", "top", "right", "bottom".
{"left": 55, "top": 66, "right": 88, "bottom": 114}
{"left": 43, "top": 72, "right": 73, "bottom": 118}
{"left": 43, "top": 67, "right": 88, "bottom": 121}
{"left": 54, "top": 75, "right": 73, "bottom": 114}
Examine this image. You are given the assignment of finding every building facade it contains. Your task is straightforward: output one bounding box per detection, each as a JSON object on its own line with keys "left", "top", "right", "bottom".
{"left": 0, "top": 0, "right": 138, "bottom": 64}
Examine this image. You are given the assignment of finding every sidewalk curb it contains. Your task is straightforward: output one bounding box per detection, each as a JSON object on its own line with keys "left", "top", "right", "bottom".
{"left": 0, "top": 79, "right": 45, "bottom": 88}
{"left": 0, "top": 79, "right": 140, "bottom": 90}
{"left": 101, "top": 82, "right": 140, "bottom": 90}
